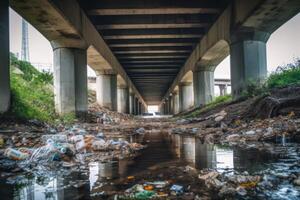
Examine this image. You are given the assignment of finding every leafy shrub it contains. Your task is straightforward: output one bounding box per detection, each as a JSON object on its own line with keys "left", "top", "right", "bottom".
{"left": 267, "top": 59, "right": 300, "bottom": 88}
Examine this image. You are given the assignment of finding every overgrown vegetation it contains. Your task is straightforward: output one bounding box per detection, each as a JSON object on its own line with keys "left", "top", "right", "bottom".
{"left": 6, "top": 53, "right": 75, "bottom": 124}
{"left": 267, "top": 59, "right": 300, "bottom": 88}
{"left": 182, "top": 95, "right": 232, "bottom": 118}
{"left": 242, "top": 58, "right": 300, "bottom": 97}
{"left": 180, "top": 59, "right": 300, "bottom": 119}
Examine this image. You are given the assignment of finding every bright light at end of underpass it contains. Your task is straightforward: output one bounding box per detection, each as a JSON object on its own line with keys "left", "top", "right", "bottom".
{"left": 148, "top": 105, "right": 158, "bottom": 113}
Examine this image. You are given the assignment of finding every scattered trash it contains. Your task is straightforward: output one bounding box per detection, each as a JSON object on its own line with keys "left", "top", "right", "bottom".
{"left": 170, "top": 184, "right": 184, "bottom": 195}
{"left": 4, "top": 148, "right": 30, "bottom": 160}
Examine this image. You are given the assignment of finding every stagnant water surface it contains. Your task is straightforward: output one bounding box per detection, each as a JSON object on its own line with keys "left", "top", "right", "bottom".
{"left": 0, "top": 131, "right": 299, "bottom": 199}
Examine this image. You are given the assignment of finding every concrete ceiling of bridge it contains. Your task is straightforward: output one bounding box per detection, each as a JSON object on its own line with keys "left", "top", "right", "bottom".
{"left": 78, "top": 0, "right": 231, "bottom": 104}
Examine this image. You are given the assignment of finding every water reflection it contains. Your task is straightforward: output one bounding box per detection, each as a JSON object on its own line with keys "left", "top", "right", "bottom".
{"left": 171, "top": 134, "right": 234, "bottom": 171}
{"left": 1, "top": 131, "right": 293, "bottom": 200}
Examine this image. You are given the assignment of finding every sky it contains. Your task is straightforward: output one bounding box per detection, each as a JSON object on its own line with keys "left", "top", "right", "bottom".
{"left": 9, "top": 9, "right": 300, "bottom": 79}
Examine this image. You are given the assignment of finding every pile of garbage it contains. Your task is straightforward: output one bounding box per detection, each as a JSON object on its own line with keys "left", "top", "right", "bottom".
{"left": 116, "top": 180, "right": 185, "bottom": 199}
{"left": 199, "top": 170, "right": 262, "bottom": 198}
{"left": 1, "top": 126, "right": 145, "bottom": 170}
{"left": 89, "top": 103, "right": 132, "bottom": 124}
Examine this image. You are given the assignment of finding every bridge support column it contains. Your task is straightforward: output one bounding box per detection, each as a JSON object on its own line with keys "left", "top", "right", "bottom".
{"left": 179, "top": 82, "right": 193, "bottom": 112}
{"left": 173, "top": 91, "right": 179, "bottom": 114}
{"left": 0, "top": 0, "right": 9, "bottom": 113}
{"left": 138, "top": 102, "right": 142, "bottom": 115}
{"left": 169, "top": 95, "right": 173, "bottom": 115}
{"left": 117, "top": 85, "right": 129, "bottom": 113}
{"left": 53, "top": 47, "right": 87, "bottom": 115}
{"left": 96, "top": 72, "right": 117, "bottom": 111}
{"left": 193, "top": 69, "right": 214, "bottom": 107}
{"left": 165, "top": 99, "right": 169, "bottom": 114}
{"left": 129, "top": 92, "right": 134, "bottom": 114}
{"left": 134, "top": 97, "right": 139, "bottom": 115}
{"left": 219, "top": 85, "right": 228, "bottom": 96}
{"left": 230, "top": 31, "right": 270, "bottom": 98}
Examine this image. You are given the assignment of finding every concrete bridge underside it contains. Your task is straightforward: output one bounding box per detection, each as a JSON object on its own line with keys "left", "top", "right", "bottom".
{"left": 0, "top": 0, "right": 300, "bottom": 115}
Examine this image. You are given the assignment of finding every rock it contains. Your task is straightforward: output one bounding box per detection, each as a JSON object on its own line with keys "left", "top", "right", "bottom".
{"left": 135, "top": 128, "right": 145, "bottom": 134}
{"left": 199, "top": 171, "right": 219, "bottom": 180}
{"left": 176, "top": 119, "right": 190, "bottom": 125}
{"left": 244, "top": 130, "right": 256, "bottom": 135}
{"left": 293, "top": 178, "right": 300, "bottom": 186}
{"left": 226, "top": 134, "right": 240, "bottom": 142}
{"left": 236, "top": 186, "right": 247, "bottom": 196}
{"left": 218, "top": 186, "right": 236, "bottom": 197}
{"left": 215, "top": 115, "right": 225, "bottom": 122}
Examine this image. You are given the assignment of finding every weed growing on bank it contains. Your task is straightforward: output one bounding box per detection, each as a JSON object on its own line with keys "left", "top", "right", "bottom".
{"left": 183, "top": 95, "right": 232, "bottom": 118}
{"left": 6, "top": 54, "right": 75, "bottom": 124}
{"left": 267, "top": 59, "right": 300, "bottom": 88}
{"left": 243, "top": 58, "right": 300, "bottom": 97}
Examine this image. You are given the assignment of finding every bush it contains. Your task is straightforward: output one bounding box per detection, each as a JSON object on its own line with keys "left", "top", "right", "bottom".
{"left": 7, "top": 54, "right": 74, "bottom": 123}
{"left": 267, "top": 59, "right": 300, "bottom": 88}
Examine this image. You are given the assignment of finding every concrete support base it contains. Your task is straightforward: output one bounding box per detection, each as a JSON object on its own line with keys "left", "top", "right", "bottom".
{"left": 169, "top": 96, "right": 173, "bottom": 115}
{"left": 134, "top": 97, "right": 139, "bottom": 115}
{"left": 173, "top": 92, "right": 179, "bottom": 114}
{"left": 0, "top": 0, "right": 10, "bottom": 113}
{"left": 96, "top": 73, "right": 117, "bottom": 111}
{"left": 219, "top": 85, "right": 228, "bottom": 96}
{"left": 230, "top": 31, "right": 269, "bottom": 98}
{"left": 53, "top": 48, "right": 87, "bottom": 115}
{"left": 193, "top": 70, "right": 214, "bottom": 107}
{"left": 138, "top": 102, "right": 142, "bottom": 115}
{"left": 179, "top": 82, "right": 194, "bottom": 112}
{"left": 117, "top": 86, "right": 129, "bottom": 113}
{"left": 129, "top": 93, "right": 134, "bottom": 114}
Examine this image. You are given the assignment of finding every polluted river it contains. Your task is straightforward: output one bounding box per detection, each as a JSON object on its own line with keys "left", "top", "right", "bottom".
{"left": 0, "top": 119, "right": 300, "bottom": 200}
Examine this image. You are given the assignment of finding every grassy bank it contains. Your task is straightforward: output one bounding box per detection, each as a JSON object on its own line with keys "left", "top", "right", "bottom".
{"left": 4, "top": 54, "right": 75, "bottom": 123}
{"left": 180, "top": 59, "right": 300, "bottom": 118}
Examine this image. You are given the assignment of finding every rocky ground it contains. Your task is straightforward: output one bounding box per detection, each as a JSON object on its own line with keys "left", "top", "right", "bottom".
{"left": 0, "top": 86, "right": 300, "bottom": 199}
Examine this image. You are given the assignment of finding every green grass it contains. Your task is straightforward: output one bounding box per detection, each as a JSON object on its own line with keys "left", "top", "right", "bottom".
{"left": 267, "top": 59, "right": 300, "bottom": 88}
{"left": 182, "top": 95, "right": 232, "bottom": 118}
{"left": 5, "top": 54, "right": 75, "bottom": 124}
{"left": 241, "top": 58, "right": 300, "bottom": 97}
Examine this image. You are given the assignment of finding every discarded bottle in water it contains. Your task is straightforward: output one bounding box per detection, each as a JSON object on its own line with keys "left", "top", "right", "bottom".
{"left": 41, "top": 134, "right": 68, "bottom": 144}
{"left": 4, "top": 148, "right": 30, "bottom": 160}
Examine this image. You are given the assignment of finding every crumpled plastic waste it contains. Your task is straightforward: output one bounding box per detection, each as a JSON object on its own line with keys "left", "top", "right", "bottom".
{"left": 170, "top": 184, "right": 184, "bottom": 195}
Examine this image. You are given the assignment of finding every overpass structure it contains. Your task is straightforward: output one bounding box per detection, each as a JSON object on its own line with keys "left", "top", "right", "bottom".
{"left": 0, "top": 0, "right": 299, "bottom": 116}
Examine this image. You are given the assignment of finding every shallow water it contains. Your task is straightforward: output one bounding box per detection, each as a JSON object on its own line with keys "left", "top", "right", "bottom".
{"left": 0, "top": 131, "right": 299, "bottom": 199}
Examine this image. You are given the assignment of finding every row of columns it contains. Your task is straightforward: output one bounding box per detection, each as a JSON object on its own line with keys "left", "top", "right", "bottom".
{"left": 0, "top": 1, "right": 144, "bottom": 116}
{"left": 161, "top": 30, "right": 269, "bottom": 115}
{"left": 94, "top": 72, "right": 145, "bottom": 115}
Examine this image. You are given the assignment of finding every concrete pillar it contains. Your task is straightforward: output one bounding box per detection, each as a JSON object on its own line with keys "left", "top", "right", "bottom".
{"left": 117, "top": 85, "right": 129, "bottom": 113}
{"left": 134, "top": 97, "right": 139, "bottom": 115}
{"left": 173, "top": 91, "right": 179, "bottom": 114}
{"left": 169, "top": 95, "right": 174, "bottom": 115}
{"left": 230, "top": 31, "right": 270, "bottom": 98}
{"left": 219, "top": 85, "right": 228, "bottom": 96}
{"left": 165, "top": 99, "right": 169, "bottom": 114}
{"left": 129, "top": 92, "right": 134, "bottom": 114}
{"left": 193, "top": 69, "right": 214, "bottom": 107}
{"left": 179, "top": 82, "right": 194, "bottom": 112}
{"left": 0, "top": 0, "right": 10, "bottom": 113}
{"left": 138, "top": 102, "right": 142, "bottom": 115}
{"left": 96, "top": 72, "right": 117, "bottom": 111}
{"left": 53, "top": 48, "right": 87, "bottom": 115}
